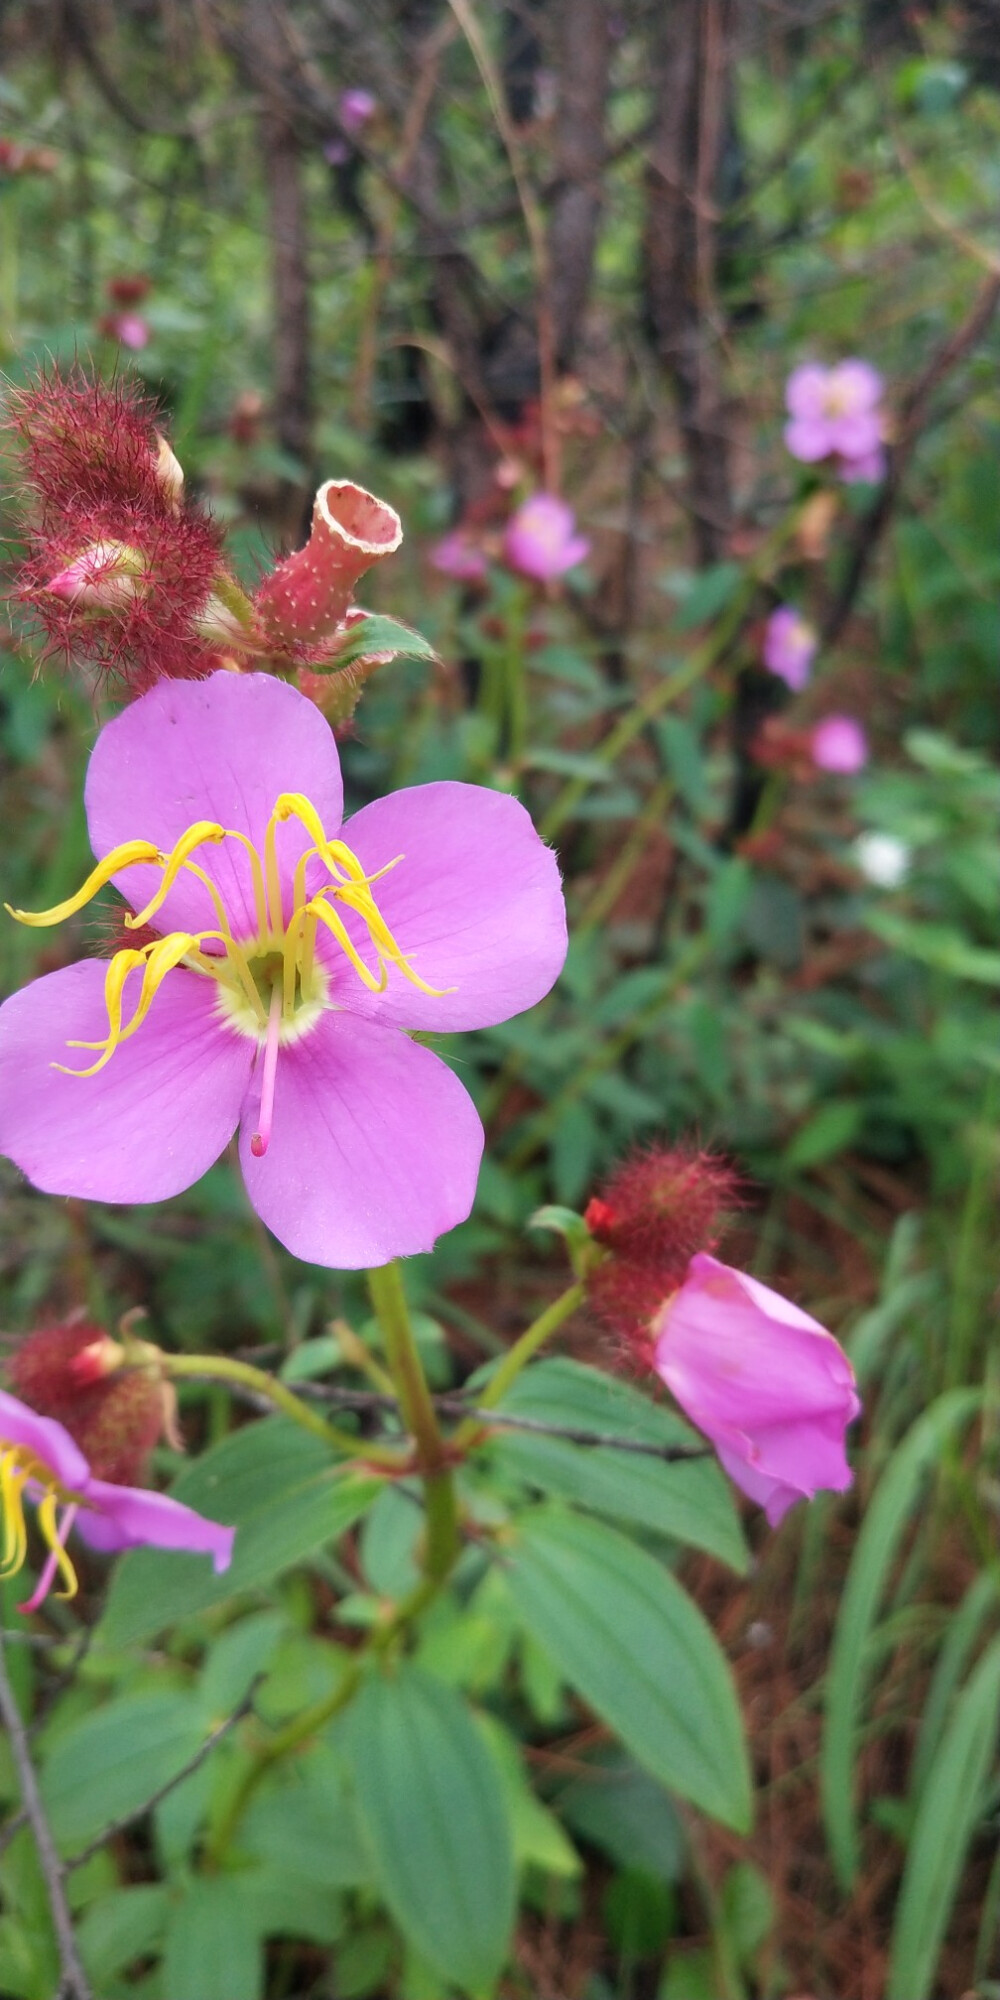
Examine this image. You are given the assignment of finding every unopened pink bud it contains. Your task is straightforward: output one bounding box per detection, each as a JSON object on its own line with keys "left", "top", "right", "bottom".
{"left": 47, "top": 540, "right": 147, "bottom": 611}
{"left": 254, "top": 480, "right": 403, "bottom": 651}
{"left": 153, "top": 433, "right": 185, "bottom": 513}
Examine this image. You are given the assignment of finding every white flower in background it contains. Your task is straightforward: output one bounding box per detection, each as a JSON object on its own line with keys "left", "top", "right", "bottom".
{"left": 854, "top": 832, "right": 910, "bottom": 888}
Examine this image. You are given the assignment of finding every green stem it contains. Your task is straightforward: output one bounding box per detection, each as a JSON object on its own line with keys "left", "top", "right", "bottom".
{"left": 160, "top": 1352, "right": 401, "bottom": 1467}
{"left": 366, "top": 1262, "right": 460, "bottom": 1579}
{"left": 453, "top": 1281, "right": 585, "bottom": 1448}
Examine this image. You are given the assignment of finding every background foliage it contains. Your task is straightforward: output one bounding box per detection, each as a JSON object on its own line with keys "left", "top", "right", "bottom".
{"left": 0, "top": 2, "right": 998, "bottom": 1995}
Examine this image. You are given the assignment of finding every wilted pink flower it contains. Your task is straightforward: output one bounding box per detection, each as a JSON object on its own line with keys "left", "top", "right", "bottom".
{"left": 339, "top": 88, "right": 377, "bottom": 135}
{"left": 503, "top": 493, "right": 590, "bottom": 581}
{"left": 762, "top": 606, "right": 817, "bottom": 691}
{"left": 652, "top": 1254, "right": 859, "bottom": 1525}
{"left": 0, "top": 672, "right": 567, "bottom": 1268}
{"left": 784, "top": 361, "right": 884, "bottom": 476}
{"left": 0, "top": 1386, "right": 232, "bottom": 1614}
{"left": 431, "top": 528, "right": 488, "bottom": 582}
{"left": 811, "top": 714, "right": 869, "bottom": 773}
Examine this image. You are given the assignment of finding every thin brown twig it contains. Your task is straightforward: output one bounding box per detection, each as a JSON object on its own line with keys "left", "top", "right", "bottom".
{"left": 0, "top": 1630, "right": 93, "bottom": 2000}
{"left": 64, "top": 1679, "right": 263, "bottom": 1873}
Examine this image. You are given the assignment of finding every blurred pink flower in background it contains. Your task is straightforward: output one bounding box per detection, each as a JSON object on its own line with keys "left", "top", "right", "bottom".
{"left": 503, "top": 493, "right": 590, "bottom": 580}
{"left": 339, "top": 88, "right": 377, "bottom": 135}
{"left": 431, "top": 527, "right": 488, "bottom": 582}
{"left": 99, "top": 312, "right": 150, "bottom": 350}
{"left": 784, "top": 360, "right": 885, "bottom": 480}
{"left": 652, "top": 1254, "right": 860, "bottom": 1525}
{"left": 762, "top": 606, "right": 817, "bottom": 690}
{"left": 811, "top": 714, "right": 869, "bottom": 773}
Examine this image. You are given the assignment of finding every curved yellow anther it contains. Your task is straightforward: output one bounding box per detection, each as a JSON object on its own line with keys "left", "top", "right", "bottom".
{"left": 57, "top": 932, "right": 204, "bottom": 1076}
{"left": 307, "top": 896, "right": 388, "bottom": 993}
{"left": 5, "top": 839, "right": 161, "bottom": 929}
{"left": 0, "top": 1452, "right": 29, "bottom": 1575}
{"left": 126, "top": 821, "right": 226, "bottom": 928}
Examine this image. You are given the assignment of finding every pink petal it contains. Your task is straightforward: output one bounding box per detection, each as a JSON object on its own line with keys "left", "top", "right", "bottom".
{"left": 783, "top": 416, "right": 831, "bottom": 463}
{"left": 830, "top": 359, "right": 883, "bottom": 410}
{"left": 0, "top": 961, "right": 253, "bottom": 1204}
{"left": 829, "top": 410, "right": 883, "bottom": 460}
{"left": 328, "top": 781, "right": 567, "bottom": 1030}
{"left": 75, "top": 1481, "right": 234, "bottom": 1569}
{"left": 238, "top": 1011, "right": 484, "bottom": 1267}
{"left": 0, "top": 1390, "right": 90, "bottom": 1491}
{"left": 784, "top": 364, "right": 829, "bottom": 418}
{"left": 85, "top": 672, "right": 344, "bottom": 940}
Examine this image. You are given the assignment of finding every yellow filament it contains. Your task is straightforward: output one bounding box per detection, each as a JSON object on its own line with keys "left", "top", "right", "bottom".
{"left": 36, "top": 1490, "right": 79, "bottom": 1601}
{"left": 223, "top": 829, "right": 270, "bottom": 939}
{"left": 307, "top": 895, "right": 389, "bottom": 993}
{"left": 5, "top": 839, "right": 161, "bottom": 928}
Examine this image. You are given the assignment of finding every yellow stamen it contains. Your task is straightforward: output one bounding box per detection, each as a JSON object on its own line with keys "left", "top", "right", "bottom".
{"left": 36, "top": 1490, "right": 79, "bottom": 1601}
{"left": 5, "top": 839, "right": 161, "bottom": 928}
{"left": 0, "top": 1452, "right": 29, "bottom": 1575}
{"left": 125, "top": 821, "right": 226, "bottom": 928}
{"left": 0, "top": 1446, "right": 80, "bottom": 1600}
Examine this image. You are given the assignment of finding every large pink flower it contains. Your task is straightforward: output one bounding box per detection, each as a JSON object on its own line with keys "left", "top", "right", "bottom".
{"left": 0, "top": 672, "right": 567, "bottom": 1268}
{"left": 652, "top": 1253, "right": 859, "bottom": 1525}
{"left": 0, "top": 1387, "right": 232, "bottom": 1614}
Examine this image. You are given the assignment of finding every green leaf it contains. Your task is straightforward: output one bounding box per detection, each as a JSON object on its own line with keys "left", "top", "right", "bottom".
{"left": 41, "top": 1692, "right": 207, "bottom": 1848}
{"left": 820, "top": 1388, "right": 982, "bottom": 1888}
{"left": 344, "top": 1665, "right": 516, "bottom": 1990}
{"left": 887, "top": 1635, "right": 1000, "bottom": 2000}
{"left": 97, "top": 1418, "right": 381, "bottom": 1648}
{"left": 77, "top": 1887, "right": 169, "bottom": 1987}
{"left": 331, "top": 614, "right": 436, "bottom": 667}
{"left": 242, "top": 1745, "right": 371, "bottom": 1890}
{"left": 491, "top": 1359, "right": 747, "bottom": 1572}
{"left": 160, "top": 1878, "right": 263, "bottom": 2000}
{"left": 782, "top": 1100, "right": 864, "bottom": 1171}
{"left": 557, "top": 1748, "right": 685, "bottom": 1877}
{"left": 504, "top": 1507, "right": 751, "bottom": 1831}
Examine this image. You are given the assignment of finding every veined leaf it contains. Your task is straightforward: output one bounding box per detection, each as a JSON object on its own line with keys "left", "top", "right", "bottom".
{"left": 331, "top": 614, "right": 436, "bottom": 667}
{"left": 97, "top": 1418, "right": 381, "bottom": 1648}
{"left": 504, "top": 1506, "right": 751, "bottom": 1831}
{"left": 344, "top": 1665, "right": 516, "bottom": 1990}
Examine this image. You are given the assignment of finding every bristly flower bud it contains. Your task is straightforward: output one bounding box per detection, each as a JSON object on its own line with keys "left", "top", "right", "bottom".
{"left": 5, "top": 1319, "right": 171, "bottom": 1485}
{"left": 3, "top": 365, "right": 248, "bottom": 693}
{"left": 584, "top": 1144, "right": 740, "bottom": 1356}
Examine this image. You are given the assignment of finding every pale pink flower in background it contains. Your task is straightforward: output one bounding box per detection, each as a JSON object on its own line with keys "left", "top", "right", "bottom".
{"left": 762, "top": 606, "right": 818, "bottom": 690}
{"left": 0, "top": 672, "right": 567, "bottom": 1269}
{"left": 0, "top": 1387, "right": 232, "bottom": 1613}
{"left": 811, "top": 714, "right": 869, "bottom": 773}
{"left": 114, "top": 313, "right": 150, "bottom": 351}
{"left": 784, "top": 360, "right": 884, "bottom": 479}
{"left": 652, "top": 1254, "right": 860, "bottom": 1525}
{"left": 431, "top": 528, "right": 488, "bottom": 582}
{"left": 503, "top": 493, "right": 590, "bottom": 581}
{"left": 339, "top": 88, "right": 377, "bottom": 135}
{"left": 836, "top": 444, "right": 887, "bottom": 484}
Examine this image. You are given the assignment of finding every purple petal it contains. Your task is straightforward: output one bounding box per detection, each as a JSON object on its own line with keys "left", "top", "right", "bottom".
{"left": 830, "top": 359, "right": 883, "bottom": 410}
{"left": 75, "top": 1481, "right": 234, "bottom": 1570}
{"left": 0, "top": 1390, "right": 90, "bottom": 1490}
{"left": 784, "top": 364, "right": 829, "bottom": 419}
{"left": 0, "top": 961, "right": 252, "bottom": 1203}
{"left": 829, "top": 410, "right": 883, "bottom": 460}
{"left": 85, "top": 672, "right": 344, "bottom": 940}
{"left": 239, "top": 1011, "right": 484, "bottom": 1267}
{"left": 329, "top": 781, "right": 567, "bottom": 1030}
{"left": 783, "top": 416, "right": 831, "bottom": 463}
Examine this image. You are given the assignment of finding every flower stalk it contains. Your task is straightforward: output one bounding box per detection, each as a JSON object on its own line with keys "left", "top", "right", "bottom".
{"left": 159, "top": 1352, "right": 401, "bottom": 1467}
{"left": 366, "top": 1261, "right": 459, "bottom": 1579}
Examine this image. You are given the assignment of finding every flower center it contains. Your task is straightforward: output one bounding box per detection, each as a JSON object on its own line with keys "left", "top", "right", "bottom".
{"left": 0, "top": 1441, "right": 80, "bottom": 1610}
{"left": 7, "top": 791, "right": 448, "bottom": 1099}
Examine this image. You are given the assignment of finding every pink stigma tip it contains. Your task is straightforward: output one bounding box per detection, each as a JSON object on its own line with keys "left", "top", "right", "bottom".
{"left": 250, "top": 1131, "right": 267, "bottom": 1158}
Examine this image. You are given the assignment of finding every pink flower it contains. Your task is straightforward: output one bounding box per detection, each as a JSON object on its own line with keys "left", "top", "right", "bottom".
{"left": 0, "top": 1386, "right": 232, "bottom": 1614}
{"left": 811, "top": 714, "right": 869, "bottom": 773}
{"left": 762, "top": 606, "right": 817, "bottom": 691}
{"left": 339, "top": 88, "right": 377, "bottom": 136}
{"left": 836, "top": 444, "right": 886, "bottom": 484}
{"left": 431, "top": 528, "right": 488, "bottom": 582}
{"left": 503, "top": 493, "right": 590, "bottom": 581}
{"left": 652, "top": 1254, "right": 860, "bottom": 1525}
{"left": 0, "top": 672, "right": 567, "bottom": 1268}
{"left": 784, "top": 361, "right": 884, "bottom": 476}
{"left": 115, "top": 313, "right": 150, "bottom": 351}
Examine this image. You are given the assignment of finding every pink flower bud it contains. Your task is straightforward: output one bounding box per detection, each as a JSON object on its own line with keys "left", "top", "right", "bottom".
{"left": 339, "top": 88, "right": 377, "bottom": 135}
{"left": 431, "top": 528, "right": 488, "bottom": 582}
{"left": 47, "top": 540, "right": 146, "bottom": 611}
{"left": 254, "top": 479, "right": 403, "bottom": 651}
{"left": 762, "top": 606, "right": 817, "bottom": 690}
{"left": 153, "top": 433, "right": 184, "bottom": 513}
{"left": 652, "top": 1254, "right": 860, "bottom": 1523}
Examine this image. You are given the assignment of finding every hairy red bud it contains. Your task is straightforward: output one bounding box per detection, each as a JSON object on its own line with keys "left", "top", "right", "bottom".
{"left": 584, "top": 1145, "right": 740, "bottom": 1353}
{"left": 6, "top": 1320, "right": 169, "bottom": 1484}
